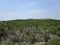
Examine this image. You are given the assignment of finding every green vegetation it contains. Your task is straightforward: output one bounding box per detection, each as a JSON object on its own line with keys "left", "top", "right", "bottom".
{"left": 0, "top": 19, "right": 60, "bottom": 45}
{"left": 45, "top": 37, "right": 60, "bottom": 45}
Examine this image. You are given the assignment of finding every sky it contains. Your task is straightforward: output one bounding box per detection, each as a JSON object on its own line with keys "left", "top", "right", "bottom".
{"left": 0, "top": 0, "right": 60, "bottom": 20}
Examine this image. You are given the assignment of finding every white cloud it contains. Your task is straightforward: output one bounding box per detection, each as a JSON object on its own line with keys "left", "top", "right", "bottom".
{"left": 0, "top": 0, "right": 60, "bottom": 21}
{"left": 17, "top": 1, "right": 38, "bottom": 10}
{"left": 25, "top": 9, "right": 48, "bottom": 15}
{"left": 0, "top": 9, "right": 48, "bottom": 20}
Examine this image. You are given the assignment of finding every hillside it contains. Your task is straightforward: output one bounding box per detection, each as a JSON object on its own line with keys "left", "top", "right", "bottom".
{"left": 0, "top": 19, "right": 60, "bottom": 45}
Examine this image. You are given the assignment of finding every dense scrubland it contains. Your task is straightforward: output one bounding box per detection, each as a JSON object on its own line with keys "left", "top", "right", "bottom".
{"left": 0, "top": 19, "right": 60, "bottom": 45}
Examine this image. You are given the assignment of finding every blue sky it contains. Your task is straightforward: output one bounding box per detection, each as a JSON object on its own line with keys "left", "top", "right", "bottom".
{"left": 0, "top": 0, "right": 60, "bottom": 20}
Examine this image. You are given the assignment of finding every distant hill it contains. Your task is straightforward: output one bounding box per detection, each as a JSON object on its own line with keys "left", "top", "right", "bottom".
{"left": 0, "top": 19, "right": 60, "bottom": 29}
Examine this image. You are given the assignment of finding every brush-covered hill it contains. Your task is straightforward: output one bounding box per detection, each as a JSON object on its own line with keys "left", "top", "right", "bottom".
{"left": 0, "top": 19, "right": 60, "bottom": 29}
{"left": 0, "top": 19, "right": 60, "bottom": 45}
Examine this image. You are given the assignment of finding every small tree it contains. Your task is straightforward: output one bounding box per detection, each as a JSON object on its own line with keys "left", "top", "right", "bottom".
{"left": 45, "top": 37, "right": 60, "bottom": 45}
